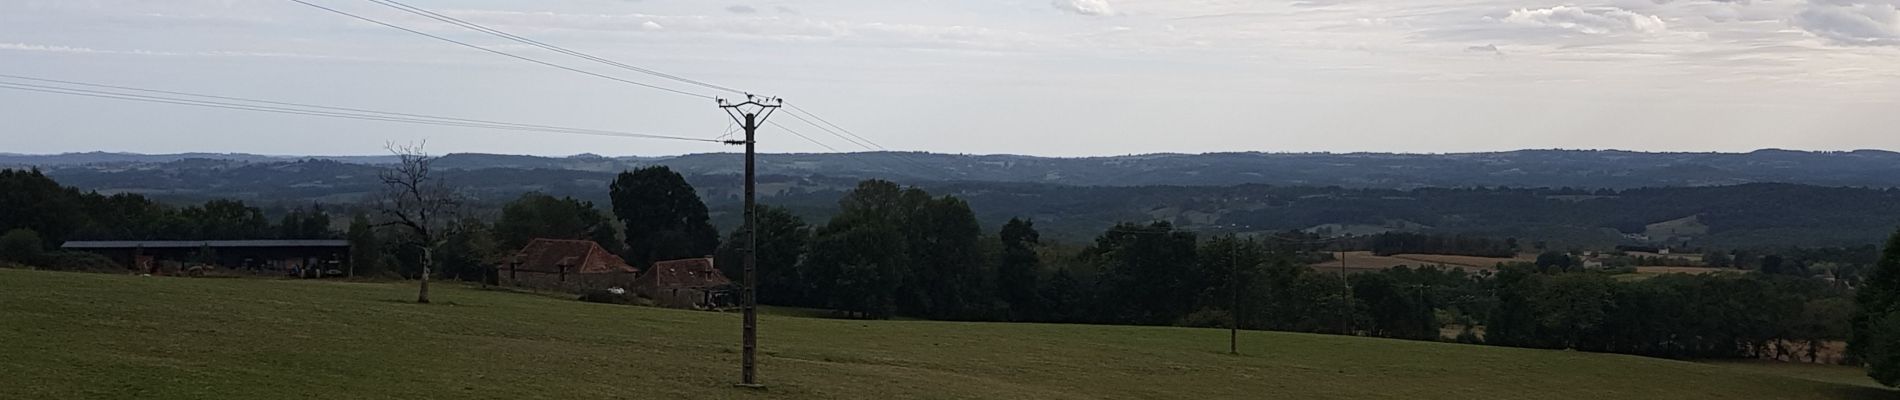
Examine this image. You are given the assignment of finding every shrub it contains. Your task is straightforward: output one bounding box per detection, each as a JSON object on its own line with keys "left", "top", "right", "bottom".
{"left": 578, "top": 288, "right": 650, "bottom": 306}
{"left": 0, "top": 229, "right": 44, "bottom": 264}
{"left": 1173, "top": 308, "right": 1233, "bottom": 329}
{"left": 1455, "top": 327, "right": 1484, "bottom": 344}
{"left": 36, "top": 251, "right": 122, "bottom": 272}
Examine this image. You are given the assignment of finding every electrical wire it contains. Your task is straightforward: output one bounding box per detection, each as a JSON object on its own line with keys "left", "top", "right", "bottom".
{"left": 351, "top": 0, "right": 918, "bottom": 161}
{"left": 293, "top": 0, "right": 910, "bottom": 159}
{"left": 0, "top": 79, "right": 720, "bottom": 143}
{"left": 786, "top": 103, "right": 887, "bottom": 150}
{"left": 367, "top": 0, "right": 748, "bottom": 96}
{"left": 284, "top": 0, "right": 714, "bottom": 100}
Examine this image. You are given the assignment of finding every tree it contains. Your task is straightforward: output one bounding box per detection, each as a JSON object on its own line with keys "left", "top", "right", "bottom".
{"left": 801, "top": 180, "right": 925, "bottom": 318}
{"left": 494, "top": 192, "right": 620, "bottom": 252}
{"left": 1535, "top": 251, "right": 1576, "bottom": 272}
{"left": 716, "top": 206, "right": 809, "bottom": 306}
{"left": 901, "top": 195, "right": 985, "bottom": 319}
{"left": 0, "top": 228, "right": 44, "bottom": 264}
{"left": 1853, "top": 229, "right": 1900, "bottom": 387}
{"left": 278, "top": 205, "right": 335, "bottom": 239}
{"left": 0, "top": 169, "right": 81, "bottom": 243}
{"left": 1087, "top": 221, "right": 1200, "bottom": 325}
{"left": 1350, "top": 271, "right": 1437, "bottom": 340}
{"left": 181, "top": 199, "right": 271, "bottom": 240}
{"left": 1704, "top": 250, "right": 1734, "bottom": 268}
{"left": 609, "top": 166, "right": 718, "bottom": 268}
{"left": 345, "top": 214, "right": 383, "bottom": 278}
{"left": 436, "top": 218, "right": 500, "bottom": 285}
{"left": 997, "top": 218, "right": 1042, "bottom": 321}
{"left": 374, "top": 143, "right": 465, "bottom": 304}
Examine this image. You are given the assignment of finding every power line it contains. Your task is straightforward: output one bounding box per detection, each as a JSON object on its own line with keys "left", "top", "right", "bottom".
{"left": 0, "top": 79, "right": 720, "bottom": 143}
{"left": 366, "top": 0, "right": 748, "bottom": 96}
{"left": 778, "top": 103, "right": 944, "bottom": 176}
{"left": 765, "top": 121, "right": 840, "bottom": 153}
{"left": 0, "top": 74, "right": 713, "bottom": 142}
{"left": 306, "top": 0, "right": 919, "bottom": 163}
{"left": 780, "top": 109, "right": 874, "bottom": 150}
{"left": 342, "top": 0, "right": 918, "bottom": 161}
{"left": 284, "top": 0, "right": 714, "bottom": 100}
{"left": 785, "top": 103, "right": 888, "bottom": 150}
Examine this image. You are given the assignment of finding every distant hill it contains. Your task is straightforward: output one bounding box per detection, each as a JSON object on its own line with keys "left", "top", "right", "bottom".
{"left": 20, "top": 155, "right": 1900, "bottom": 249}
{"left": 10, "top": 148, "right": 1900, "bottom": 189}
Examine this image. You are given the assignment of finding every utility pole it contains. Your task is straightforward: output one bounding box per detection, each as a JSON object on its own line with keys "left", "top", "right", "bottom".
{"left": 1338, "top": 247, "right": 1350, "bottom": 335}
{"left": 720, "top": 95, "right": 780, "bottom": 388}
{"left": 1230, "top": 241, "right": 1240, "bottom": 355}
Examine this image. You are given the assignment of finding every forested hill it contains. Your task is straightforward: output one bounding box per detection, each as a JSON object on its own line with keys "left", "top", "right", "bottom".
{"left": 10, "top": 148, "right": 1900, "bottom": 189}
{"left": 20, "top": 156, "right": 1900, "bottom": 249}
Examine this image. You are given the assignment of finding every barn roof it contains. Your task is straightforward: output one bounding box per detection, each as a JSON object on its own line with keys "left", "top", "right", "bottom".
{"left": 513, "top": 239, "right": 637, "bottom": 274}
{"left": 640, "top": 258, "right": 731, "bottom": 289}
{"left": 62, "top": 240, "right": 350, "bottom": 249}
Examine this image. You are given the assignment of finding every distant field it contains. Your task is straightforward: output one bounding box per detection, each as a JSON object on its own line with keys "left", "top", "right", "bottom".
{"left": 0, "top": 269, "right": 1890, "bottom": 400}
{"left": 1635, "top": 266, "right": 1740, "bottom": 275}
{"left": 1390, "top": 253, "right": 1533, "bottom": 269}
{"left": 1625, "top": 251, "right": 1704, "bottom": 262}
{"left": 1311, "top": 251, "right": 1523, "bottom": 272}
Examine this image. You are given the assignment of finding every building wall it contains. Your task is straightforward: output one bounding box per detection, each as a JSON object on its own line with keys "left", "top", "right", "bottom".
{"left": 500, "top": 268, "right": 638, "bottom": 293}
{"left": 638, "top": 286, "right": 716, "bottom": 309}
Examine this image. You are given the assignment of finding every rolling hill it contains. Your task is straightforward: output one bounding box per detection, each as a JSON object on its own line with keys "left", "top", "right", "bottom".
{"left": 12, "top": 148, "right": 1900, "bottom": 189}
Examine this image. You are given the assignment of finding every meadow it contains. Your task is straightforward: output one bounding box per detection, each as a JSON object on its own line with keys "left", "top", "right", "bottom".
{"left": 0, "top": 269, "right": 1888, "bottom": 400}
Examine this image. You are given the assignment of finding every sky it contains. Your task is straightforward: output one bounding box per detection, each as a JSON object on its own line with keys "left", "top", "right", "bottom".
{"left": 3, "top": 0, "right": 1900, "bottom": 157}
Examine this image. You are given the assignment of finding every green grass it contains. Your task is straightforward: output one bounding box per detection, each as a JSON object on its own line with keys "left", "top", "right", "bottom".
{"left": 1, "top": 269, "right": 1891, "bottom": 400}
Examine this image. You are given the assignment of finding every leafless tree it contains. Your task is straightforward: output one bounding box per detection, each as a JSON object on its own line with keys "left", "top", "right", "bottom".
{"left": 376, "top": 142, "right": 463, "bottom": 304}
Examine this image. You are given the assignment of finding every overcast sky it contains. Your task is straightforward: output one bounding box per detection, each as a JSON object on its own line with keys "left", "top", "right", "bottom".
{"left": 4, "top": 0, "right": 1900, "bottom": 157}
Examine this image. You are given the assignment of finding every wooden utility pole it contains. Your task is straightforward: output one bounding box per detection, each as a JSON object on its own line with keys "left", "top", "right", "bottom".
{"left": 720, "top": 95, "right": 780, "bottom": 388}
{"left": 1339, "top": 248, "right": 1350, "bottom": 334}
{"left": 1230, "top": 242, "right": 1240, "bottom": 355}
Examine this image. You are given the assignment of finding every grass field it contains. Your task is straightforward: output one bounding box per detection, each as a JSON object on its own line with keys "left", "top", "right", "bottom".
{"left": 1, "top": 269, "right": 1891, "bottom": 400}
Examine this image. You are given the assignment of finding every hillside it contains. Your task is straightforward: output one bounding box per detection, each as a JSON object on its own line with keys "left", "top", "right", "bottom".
{"left": 12, "top": 148, "right": 1900, "bottom": 189}
{"left": 0, "top": 269, "right": 1888, "bottom": 400}
{"left": 22, "top": 156, "right": 1900, "bottom": 247}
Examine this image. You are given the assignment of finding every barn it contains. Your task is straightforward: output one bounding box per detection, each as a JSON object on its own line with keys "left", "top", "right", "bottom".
{"left": 633, "top": 257, "right": 732, "bottom": 309}
{"left": 502, "top": 239, "right": 640, "bottom": 293}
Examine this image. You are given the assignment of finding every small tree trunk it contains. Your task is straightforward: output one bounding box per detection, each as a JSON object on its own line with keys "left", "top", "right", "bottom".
{"left": 418, "top": 246, "right": 433, "bottom": 304}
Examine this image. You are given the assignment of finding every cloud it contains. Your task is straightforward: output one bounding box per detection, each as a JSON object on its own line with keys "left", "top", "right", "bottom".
{"left": 1794, "top": 0, "right": 1900, "bottom": 46}
{"left": 1501, "top": 6, "right": 1668, "bottom": 34}
{"left": 726, "top": 5, "right": 757, "bottom": 14}
{"left": 1053, "top": 0, "right": 1115, "bottom": 16}
{"left": 1466, "top": 44, "right": 1502, "bottom": 54}
{"left": 640, "top": 20, "right": 665, "bottom": 30}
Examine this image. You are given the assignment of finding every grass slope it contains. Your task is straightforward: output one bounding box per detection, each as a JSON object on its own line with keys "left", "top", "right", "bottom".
{"left": 0, "top": 269, "right": 1889, "bottom": 400}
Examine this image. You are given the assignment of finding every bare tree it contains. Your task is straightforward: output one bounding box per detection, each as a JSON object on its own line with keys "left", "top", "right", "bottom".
{"left": 376, "top": 142, "right": 463, "bottom": 304}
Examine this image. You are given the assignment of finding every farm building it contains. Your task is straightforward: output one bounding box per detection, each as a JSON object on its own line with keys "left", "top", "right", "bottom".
{"left": 60, "top": 240, "right": 350, "bottom": 276}
{"left": 502, "top": 239, "right": 640, "bottom": 293}
{"left": 634, "top": 257, "right": 732, "bottom": 309}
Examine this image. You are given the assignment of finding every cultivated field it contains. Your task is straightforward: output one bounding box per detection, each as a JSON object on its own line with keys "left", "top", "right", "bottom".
{"left": 0, "top": 269, "right": 1889, "bottom": 400}
{"left": 1389, "top": 253, "right": 1534, "bottom": 269}
{"left": 1311, "top": 251, "right": 1524, "bottom": 272}
{"left": 1635, "top": 266, "right": 1741, "bottom": 275}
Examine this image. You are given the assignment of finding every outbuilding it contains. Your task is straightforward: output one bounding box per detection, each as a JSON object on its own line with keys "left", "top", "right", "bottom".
{"left": 633, "top": 257, "right": 732, "bottom": 309}
{"left": 502, "top": 239, "right": 641, "bottom": 293}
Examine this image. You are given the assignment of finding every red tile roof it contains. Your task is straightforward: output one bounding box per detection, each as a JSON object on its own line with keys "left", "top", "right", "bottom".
{"left": 513, "top": 239, "right": 637, "bottom": 274}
